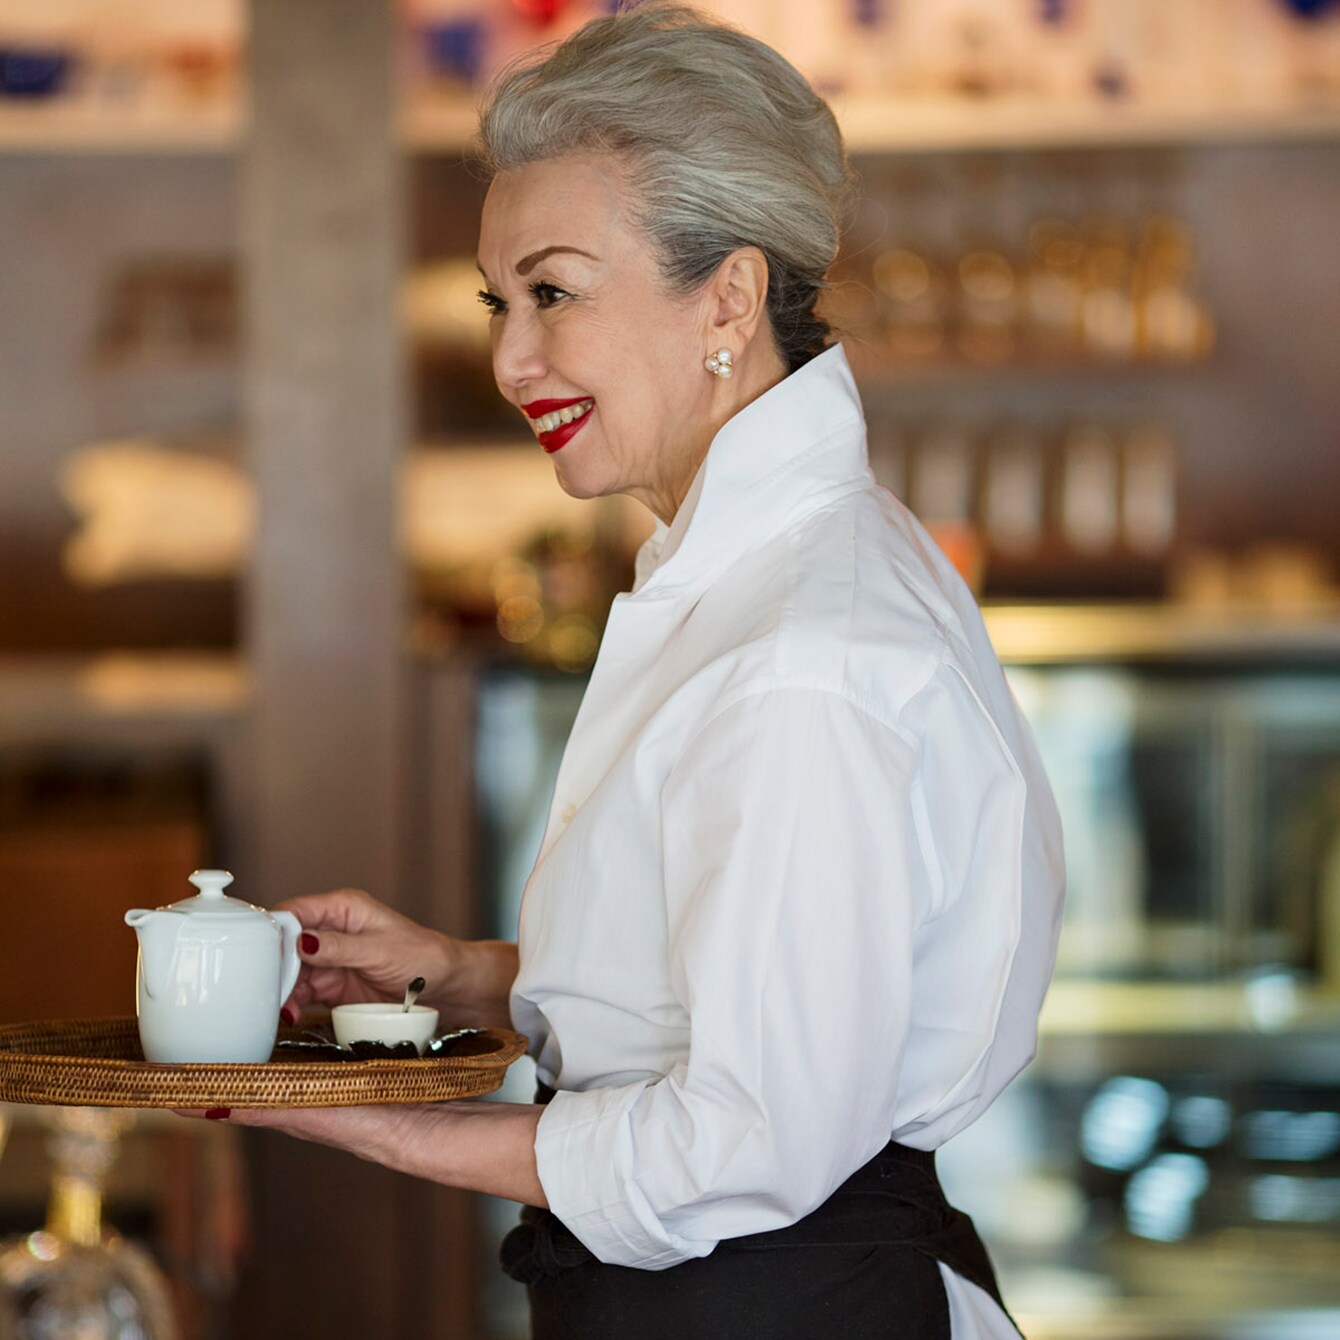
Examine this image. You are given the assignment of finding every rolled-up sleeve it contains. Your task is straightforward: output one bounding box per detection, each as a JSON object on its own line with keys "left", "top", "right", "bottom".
{"left": 534, "top": 684, "right": 927, "bottom": 1268}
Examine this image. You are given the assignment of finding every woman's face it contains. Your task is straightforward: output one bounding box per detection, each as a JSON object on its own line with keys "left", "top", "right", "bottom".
{"left": 476, "top": 153, "right": 723, "bottom": 523}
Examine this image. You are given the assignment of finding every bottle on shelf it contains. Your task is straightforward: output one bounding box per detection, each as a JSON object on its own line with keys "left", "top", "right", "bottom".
{"left": 850, "top": 153, "right": 1215, "bottom": 375}
{"left": 956, "top": 246, "right": 1020, "bottom": 363}
{"left": 1079, "top": 216, "right": 1139, "bottom": 360}
{"left": 1122, "top": 424, "right": 1180, "bottom": 557}
{"left": 1134, "top": 215, "right": 1217, "bottom": 361}
{"left": 1059, "top": 422, "right": 1122, "bottom": 554}
{"left": 1022, "top": 216, "right": 1085, "bottom": 357}
{"left": 909, "top": 422, "right": 985, "bottom": 591}
{"left": 0, "top": 1107, "right": 177, "bottom": 1340}
{"left": 873, "top": 245, "right": 951, "bottom": 358}
{"left": 981, "top": 424, "right": 1047, "bottom": 558}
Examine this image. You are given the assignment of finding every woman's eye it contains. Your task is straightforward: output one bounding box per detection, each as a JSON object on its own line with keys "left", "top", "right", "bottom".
{"left": 530, "top": 281, "right": 570, "bottom": 309}
{"left": 477, "top": 289, "right": 505, "bottom": 315}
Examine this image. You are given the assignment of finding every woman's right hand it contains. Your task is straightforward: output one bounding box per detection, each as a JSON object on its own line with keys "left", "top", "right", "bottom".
{"left": 276, "top": 887, "right": 519, "bottom": 1030}
{"left": 276, "top": 887, "right": 451, "bottom": 1021}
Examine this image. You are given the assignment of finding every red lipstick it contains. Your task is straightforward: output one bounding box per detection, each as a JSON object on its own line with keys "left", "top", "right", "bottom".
{"left": 522, "top": 397, "right": 589, "bottom": 418}
{"left": 521, "top": 396, "right": 594, "bottom": 455}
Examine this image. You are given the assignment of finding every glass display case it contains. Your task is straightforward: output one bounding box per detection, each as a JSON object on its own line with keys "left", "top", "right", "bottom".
{"left": 467, "top": 611, "right": 1340, "bottom": 1339}
{"left": 1012, "top": 665, "right": 1340, "bottom": 985}
{"left": 953, "top": 648, "right": 1340, "bottom": 1337}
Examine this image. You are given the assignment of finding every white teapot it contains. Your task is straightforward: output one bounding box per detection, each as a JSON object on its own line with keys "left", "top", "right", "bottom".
{"left": 125, "top": 870, "right": 302, "bottom": 1064}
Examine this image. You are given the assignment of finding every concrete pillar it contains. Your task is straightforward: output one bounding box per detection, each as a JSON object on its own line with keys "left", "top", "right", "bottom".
{"left": 244, "top": 0, "right": 406, "bottom": 908}
{"left": 238, "top": 2, "right": 420, "bottom": 1334}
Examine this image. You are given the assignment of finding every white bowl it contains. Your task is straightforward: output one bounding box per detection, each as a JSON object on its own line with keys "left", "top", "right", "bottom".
{"left": 330, "top": 1003, "right": 440, "bottom": 1055}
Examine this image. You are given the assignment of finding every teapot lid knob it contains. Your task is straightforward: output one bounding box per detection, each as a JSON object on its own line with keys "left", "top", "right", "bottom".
{"left": 187, "top": 869, "right": 234, "bottom": 899}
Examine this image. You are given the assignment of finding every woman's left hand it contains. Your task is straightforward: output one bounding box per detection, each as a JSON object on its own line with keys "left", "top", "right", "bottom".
{"left": 176, "top": 1104, "right": 407, "bottom": 1161}
{"left": 174, "top": 1101, "right": 548, "bottom": 1207}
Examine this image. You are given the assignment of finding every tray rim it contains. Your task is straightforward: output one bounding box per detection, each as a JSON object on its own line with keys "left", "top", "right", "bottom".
{"left": 0, "top": 1016, "right": 529, "bottom": 1109}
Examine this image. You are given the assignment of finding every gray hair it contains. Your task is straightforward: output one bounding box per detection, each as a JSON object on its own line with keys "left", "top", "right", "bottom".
{"left": 476, "top": 3, "right": 854, "bottom": 374}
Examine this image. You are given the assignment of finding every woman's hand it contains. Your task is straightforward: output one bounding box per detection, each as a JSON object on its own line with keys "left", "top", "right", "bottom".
{"left": 275, "top": 887, "right": 447, "bottom": 1018}
{"left": 176, "top": 1102, "right": 547, "bottom": 1207}
{"left": 277, "top": 888, "right": 519, "bottom": 1030}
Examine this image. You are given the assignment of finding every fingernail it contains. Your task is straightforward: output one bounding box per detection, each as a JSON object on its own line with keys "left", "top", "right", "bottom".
{"left": 300, "top": 933, "right": 319, "bottom": 955}
{"left": 280, "top": 1005, "right": 297, "bottom": 1026}
{"left": 205, "top": 1108, "right": 231, "bottom": 1121}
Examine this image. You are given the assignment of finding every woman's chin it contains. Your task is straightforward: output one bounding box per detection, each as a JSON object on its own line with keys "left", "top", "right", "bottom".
{"left": 548, "top": 458, "right": 610, "bottom": 503}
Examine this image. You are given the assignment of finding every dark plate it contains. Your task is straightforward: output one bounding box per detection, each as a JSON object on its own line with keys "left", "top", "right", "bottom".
{"left": 276, "top": 1024, "right": 495, "bottom": 1062}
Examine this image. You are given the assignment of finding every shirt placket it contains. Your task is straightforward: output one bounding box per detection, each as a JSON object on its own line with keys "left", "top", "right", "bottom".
{"left": 533, "top": 590, "right": 683, "bottom": 866}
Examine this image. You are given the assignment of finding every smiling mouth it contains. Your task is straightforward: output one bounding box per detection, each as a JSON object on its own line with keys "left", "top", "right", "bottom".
{"left": 528, "top": 399, "right": 592, "bottom": 433}
{"left": 522, "top": 398, "right": 595, "bottom": 454}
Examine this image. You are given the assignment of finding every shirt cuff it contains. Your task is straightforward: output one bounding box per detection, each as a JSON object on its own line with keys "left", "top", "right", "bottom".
{"left": 535, "top": 1085, "right": 709, "bottom": 1271}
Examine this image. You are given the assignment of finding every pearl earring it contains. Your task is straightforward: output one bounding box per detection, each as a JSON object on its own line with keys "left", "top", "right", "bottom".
{"left": 704, "top": 348, "right": 734, "bottom": 379}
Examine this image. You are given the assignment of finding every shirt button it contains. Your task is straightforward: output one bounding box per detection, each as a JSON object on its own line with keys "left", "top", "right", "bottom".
{"left": 561, "top": 802, "right": 577, "bottom": 825}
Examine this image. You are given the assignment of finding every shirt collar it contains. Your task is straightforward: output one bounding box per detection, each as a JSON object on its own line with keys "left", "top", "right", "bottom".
{"left": 632, "top": 343, "right": 870, "bottom": 595}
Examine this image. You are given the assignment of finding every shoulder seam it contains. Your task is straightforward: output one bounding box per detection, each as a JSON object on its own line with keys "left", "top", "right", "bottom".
{"left": 670, "top": 676, "right": 923, "bottom": 766}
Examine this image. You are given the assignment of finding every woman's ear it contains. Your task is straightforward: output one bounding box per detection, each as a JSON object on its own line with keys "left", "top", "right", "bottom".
{"left": 707, "top": 246, "right": 770, "bottom": 349}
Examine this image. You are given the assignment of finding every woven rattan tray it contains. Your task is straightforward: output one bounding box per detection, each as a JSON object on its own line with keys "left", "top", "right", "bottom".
{"left": 0, "top": 1017, "right": 528, "bottom": 1109}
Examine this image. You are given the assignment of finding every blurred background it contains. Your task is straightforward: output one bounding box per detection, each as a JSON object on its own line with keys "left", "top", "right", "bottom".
{"left": 1, "top": 1, "right": 1338, "bottom": 1337}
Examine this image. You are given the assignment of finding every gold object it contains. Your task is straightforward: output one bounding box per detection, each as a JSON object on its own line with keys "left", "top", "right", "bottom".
{"left": 0, "top": 1107, "right": 177, "bottom": 1339}
{"left": 873, "top": 247, "right": 949, "bottom": 357}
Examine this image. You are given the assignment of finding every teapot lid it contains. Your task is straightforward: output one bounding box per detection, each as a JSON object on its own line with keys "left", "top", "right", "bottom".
{"left": 164, "top": 869, "right": 270, "bottom": 918}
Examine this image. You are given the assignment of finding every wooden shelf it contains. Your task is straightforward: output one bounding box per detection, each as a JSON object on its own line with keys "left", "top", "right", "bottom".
{"left": 1039, "top": 979, "right": 1340, "bottom": 1037}
{"left": 844, "top": 340, "right": 1214, "bottom": 387}
{"left": 0, "top": 653, "right": 246, "bottom": 723}
{"left": 831, "top": 93, "right": 1340, "bottom": 154}
{"left": 408, "top": 92, "right": 1340, "bottom": 155}
{"left": 0, "top": 100, "right": 241, "bottom": 155}
{"left": 984, "top": 601, "right": 1340, "bottom": 664}
{"left": 5, "top": 93, "right": 1339, "bottom": 156}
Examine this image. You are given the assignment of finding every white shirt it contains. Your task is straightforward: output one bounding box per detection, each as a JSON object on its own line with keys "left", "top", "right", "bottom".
{"left": 510, "top": 345, "right": 1065, "bottom": 1337}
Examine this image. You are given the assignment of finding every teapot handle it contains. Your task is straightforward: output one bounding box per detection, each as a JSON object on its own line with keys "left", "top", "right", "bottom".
{"left": 274, "top": 911, "right": 303, "bottom": 1004}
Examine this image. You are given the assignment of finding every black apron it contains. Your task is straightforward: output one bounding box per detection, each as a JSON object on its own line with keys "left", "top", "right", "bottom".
{"left": 501, "top": 1084, "right": 1019, "bottom": 1340}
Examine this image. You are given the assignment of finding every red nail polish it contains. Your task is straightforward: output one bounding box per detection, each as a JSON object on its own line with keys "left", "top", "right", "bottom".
{"left": 301, "top": 933, "right": 319, "bottom": 955}
{"left": 280, "top": 1005, "right": 297, "bottom": 1026}
{"left": 205, "top": 1108, "right": 231, "bottom": 1120}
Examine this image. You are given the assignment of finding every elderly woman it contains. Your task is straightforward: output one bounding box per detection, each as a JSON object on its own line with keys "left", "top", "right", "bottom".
{"left": 215, "top": 7, "right": 1065, "bottom": 1338}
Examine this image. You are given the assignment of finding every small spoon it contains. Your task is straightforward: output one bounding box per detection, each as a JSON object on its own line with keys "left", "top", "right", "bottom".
{"left": 402, "top": 976, "right": 426, "bottom": 1013}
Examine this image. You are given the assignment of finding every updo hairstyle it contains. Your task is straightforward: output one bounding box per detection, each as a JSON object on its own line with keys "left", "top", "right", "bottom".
{"left": 477, "top": 3, "right": 854, "bottom": 374}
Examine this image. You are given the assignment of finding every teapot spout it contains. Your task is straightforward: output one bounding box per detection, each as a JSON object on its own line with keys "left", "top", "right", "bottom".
{"left": 125, "top": 909, "right": 177, "bottom": 1000}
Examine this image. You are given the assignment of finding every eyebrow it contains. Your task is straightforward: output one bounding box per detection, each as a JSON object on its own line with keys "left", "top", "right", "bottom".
{"left": 475, "top": 245, "right": 599, "bottom": 287}
{"left": 515, "top": 245, "right": 599, "bottom": 275}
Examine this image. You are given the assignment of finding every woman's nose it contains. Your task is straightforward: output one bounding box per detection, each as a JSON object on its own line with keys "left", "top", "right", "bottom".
{"left": 492, "top": 312, "right": 547, "bottom": 397}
